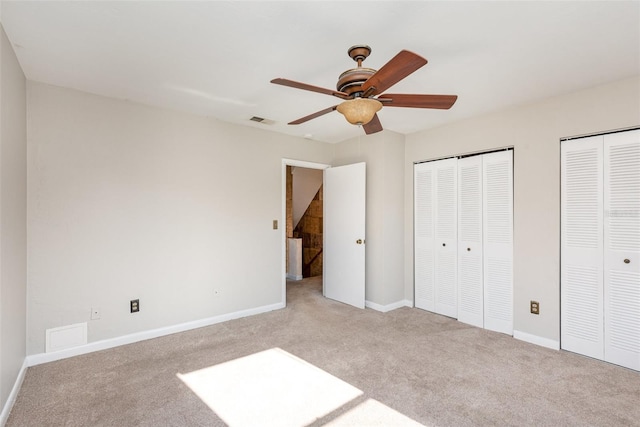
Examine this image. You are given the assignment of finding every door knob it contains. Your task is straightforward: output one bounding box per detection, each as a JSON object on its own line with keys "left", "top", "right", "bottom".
{"left": 356, "top": 239, "right": 363, "bottom": 245}
{"left": 467, "top": 248, "right": 471, "bottom": 251}
{"left": 624, "top": 259, "right": 630, "bottom": 264}
{"left": 442, "top": 243, "right": 446, "bottom": 247}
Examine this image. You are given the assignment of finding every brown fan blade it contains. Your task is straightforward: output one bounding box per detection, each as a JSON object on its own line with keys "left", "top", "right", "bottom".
{"left": 361, "top": 50, "right": 428, "bottom": 96}
{"left": 271, "top": 78, "right": 351, "bottom": 100}
{"left": 363, "top": 114, "right": 383, "bottom": 135}
{"left": 289, "top": 105, "right": 338, "bottom": 125}
{"left": 378, "top": 94, "right": 458, "bottom": 109}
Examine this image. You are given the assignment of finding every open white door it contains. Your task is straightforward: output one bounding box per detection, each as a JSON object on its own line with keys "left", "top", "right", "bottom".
{"left": 324, "top": 162, "right": 366, "bottom": 309}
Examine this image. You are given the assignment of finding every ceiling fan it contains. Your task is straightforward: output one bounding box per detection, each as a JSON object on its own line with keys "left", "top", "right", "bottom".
{"left": 271, "top": 45, "right": 458, "bottom": 135}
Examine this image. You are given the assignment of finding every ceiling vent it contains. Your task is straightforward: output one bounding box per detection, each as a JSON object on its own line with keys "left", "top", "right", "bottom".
{"left": 249, "top": 116, "right": 275, "bottom": 125}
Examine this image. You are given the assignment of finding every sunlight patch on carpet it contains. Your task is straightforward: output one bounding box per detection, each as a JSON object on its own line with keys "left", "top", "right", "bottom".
{"left": 325, "top": 398, "right": 425, "bottom": 426}
{"left": 177, "top": 348, "right": 363, "bottom": 426}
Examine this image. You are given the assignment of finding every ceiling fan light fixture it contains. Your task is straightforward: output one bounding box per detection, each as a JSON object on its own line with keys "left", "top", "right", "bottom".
{"left": 336, "top": 98, "right": 382, "bottom": 126}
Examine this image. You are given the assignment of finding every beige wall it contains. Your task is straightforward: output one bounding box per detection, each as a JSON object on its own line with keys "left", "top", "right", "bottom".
{"left": 0, "top": 24, "right": 27, "bottom": 411}
{"left": 26, "top": 82, "right": 334, "bottom": 355}
{"left": 334, "top": 130, "right": 405, "bottom": 306}
{"left": 404, "top": 76, "right": 640, "bottom": 343}
{"left": 19, "top": 63, "right": 640, "bottom": 360}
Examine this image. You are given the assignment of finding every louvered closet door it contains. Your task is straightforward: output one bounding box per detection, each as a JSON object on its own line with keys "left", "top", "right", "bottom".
{"left": 604, "top": 130, "right": 640, "bottom": 371}
{"left": 457, "top": 155, "right": 484, "bottom": 328}
{"left": 414, "top": 162, "right": 436, "bottom": 311}
{"left": 434, "top": 158, "right": 458, "bottom": 318}
{"left": 561, "top": 136, "right": 604, "bottom": 360}
{"left": 483, "top": 151, "right": 513, "bottom": 335}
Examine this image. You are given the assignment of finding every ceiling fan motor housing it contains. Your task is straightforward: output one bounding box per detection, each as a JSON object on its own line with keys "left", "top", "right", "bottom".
{"left": 337, "top": 68, "right": 376, "bottom": 96}
{"left": 337, "top": 45, "right": 377, "bottom": 97}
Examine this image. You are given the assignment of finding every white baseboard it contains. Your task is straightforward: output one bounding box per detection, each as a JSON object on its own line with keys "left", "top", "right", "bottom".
{"left": 513, "top": 330, "right": 560, "bottom": 350}
{"left": 26, "top": 301, "right": 285, "bottom": 367}
{"left": 365, "top": 299, "right": 413, "bottom": 313}
{"left": 286, "top": 274, "right": 303, "bottom": 280}
{"left": 0, "top": 358, "right": 28, "bottom": 426}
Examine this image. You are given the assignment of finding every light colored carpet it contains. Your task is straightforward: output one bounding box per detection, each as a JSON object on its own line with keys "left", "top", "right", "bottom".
{"left": 7, "top": 277, "right": 640, "bottom": 426}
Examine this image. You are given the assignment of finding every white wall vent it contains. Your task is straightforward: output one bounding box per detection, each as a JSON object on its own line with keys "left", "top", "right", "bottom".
{"left": 45, "top": 322, "right": 88, "bottom": 353}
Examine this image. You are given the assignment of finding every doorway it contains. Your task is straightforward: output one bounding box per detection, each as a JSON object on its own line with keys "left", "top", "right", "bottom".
{"left": 287, "top": 165, "right": 324, "bottom": 279}
{"left": 281, "top": 159, "right": 367, "bottom": 309}
{"left": 281, "top": 159, "right": 330, "bottom": 305}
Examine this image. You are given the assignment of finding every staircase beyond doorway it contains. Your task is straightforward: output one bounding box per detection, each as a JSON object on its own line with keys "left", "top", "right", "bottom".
{"left": 294, "top": 186, "right": 323, "bottom": 277}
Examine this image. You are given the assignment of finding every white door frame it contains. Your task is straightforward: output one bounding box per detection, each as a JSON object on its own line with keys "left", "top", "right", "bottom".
{"left": 281, "top": 159, "right": 331, "bottom": 306}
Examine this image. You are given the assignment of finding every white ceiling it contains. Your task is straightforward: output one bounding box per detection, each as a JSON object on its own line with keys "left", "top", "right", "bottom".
{"left": 1, "top": 1, "right": 639, "bottom": 143}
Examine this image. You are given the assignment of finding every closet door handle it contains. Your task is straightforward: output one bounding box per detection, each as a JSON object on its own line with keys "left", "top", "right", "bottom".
{"left": 442, "top": 243, "right": 446, "bottom": 247}
{"left": 467, "top": 248, "right": 471, "bottom": 251}
{"left": 624, "top": 259, "right": 630, "bottom": 264}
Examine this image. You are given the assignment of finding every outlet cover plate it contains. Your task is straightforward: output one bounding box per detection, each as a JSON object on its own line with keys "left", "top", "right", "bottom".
{"left": 530, "top": 301, "right": 540, "bottom": 315}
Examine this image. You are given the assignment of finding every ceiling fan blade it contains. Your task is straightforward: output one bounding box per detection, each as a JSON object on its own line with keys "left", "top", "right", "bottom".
{"left": 378, "top": 94, "right": 458, "bottom": 109}
{"left": 271, "top": 78, "right": 351, "bottom": 100}
{"left": 289, "top": 105, "right": 338, "bottom": 125}
{"left": 361, "top": 50, "right": 428, "bottom": 96}
{"left": 363, "top": 114, "right": 383, "bottom": 135}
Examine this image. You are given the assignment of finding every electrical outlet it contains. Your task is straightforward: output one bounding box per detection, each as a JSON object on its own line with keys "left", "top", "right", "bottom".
{"left": 91, "top": 307, "right": 101, "bottom": 320}
{"left": 130, "top": 299, "right": 140, "bottom": 313}
{"left": 273, "top": 220, "right": 278, "bottom": 230}
{"left": 530, "top": 300, "right": 540, "bottom": 315}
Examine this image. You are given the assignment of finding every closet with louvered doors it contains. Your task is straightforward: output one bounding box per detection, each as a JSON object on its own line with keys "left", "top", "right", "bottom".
{"left": 415, "top": 150, "right": 513, "bottom": 335}
{"left": 561, "top": 129, "right": 640, "bottom": 371}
